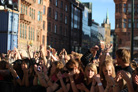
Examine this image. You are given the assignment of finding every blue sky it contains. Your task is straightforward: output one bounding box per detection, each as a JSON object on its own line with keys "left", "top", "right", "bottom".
{"left": 81, "top": 0, "right": 115, "bottom": 29}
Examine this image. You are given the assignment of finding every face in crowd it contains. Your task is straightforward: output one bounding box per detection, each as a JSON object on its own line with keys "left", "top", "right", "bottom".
{"left": 85, "top": 63, "right": 97, "bottom": 79}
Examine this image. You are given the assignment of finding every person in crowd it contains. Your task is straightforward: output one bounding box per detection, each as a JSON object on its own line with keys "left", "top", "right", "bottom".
{"left": 76, "top": 63, "right": 104, "bottom": 92}
{"left": 106, "top": 70, "right": 134, "bottom": 92}
{"left": 115, "top": 49, "right": 133, "bottom": 74}
{"left": 132, "top": 67, "right": 138, "bottom": 92}
{"left": 66, "top": 59, "right": 84, "bottom": 92}
{"left": 81, "top": 45, "right": 99, "bottom": 67}
{"left": 99, "top": 59, "right": 116, "bottom": 91}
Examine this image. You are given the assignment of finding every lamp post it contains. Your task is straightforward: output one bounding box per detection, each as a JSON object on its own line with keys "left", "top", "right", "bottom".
{"left": 131, "top": 0, "right": 134, "bottom": 60}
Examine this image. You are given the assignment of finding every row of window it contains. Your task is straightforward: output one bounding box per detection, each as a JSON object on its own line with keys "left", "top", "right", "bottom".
{"left": 134, "top": 40, "right": 138, "bottom": 47}
{"left": 49, "top": 0, "right": 68, "bottom": 11}
{"left": 48, "top": 22, "right": 67, "bottom": 36}
{"left": 116, "top": 3, "right": 138, "bottom": 13}
{"left": 20, "top": 23, "right": 35, "bottom": 41}
{"left": 48, "top": 8, "right": 68, "bottom": 24}
{"left": 21, "top": 4, "right": 36, "bottom": 20}
{"left": 116, "top": 19, "right": 138, "bottom": 28}
{"left": 21, "top": 4, "right": 28, "bottom": 15}
{"left": 29, "top": 8, "right": 35, "bottom": 20}
{"left": 38, "top": 11, "right": 42, "bottom": 21}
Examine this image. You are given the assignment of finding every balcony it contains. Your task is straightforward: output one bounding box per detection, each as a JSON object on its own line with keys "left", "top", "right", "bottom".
{"left": 21, "top": 0, "right": 33, "bottom": 6}
{"left": 20, "top": 14, "right": 31, "bottom": 24}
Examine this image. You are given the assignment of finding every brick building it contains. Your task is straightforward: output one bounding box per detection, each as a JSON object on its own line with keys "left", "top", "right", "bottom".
{"left": 46, "top": 0, "right": 70, "bottom": 52}
{"left": 18, "top": 0, "right": 47, "bottom": 51}
{"left": 114, "top": 0, "right": 138, "bottom": 54}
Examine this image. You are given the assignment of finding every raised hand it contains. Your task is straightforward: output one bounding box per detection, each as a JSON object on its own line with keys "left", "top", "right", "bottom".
{"left": 134, "top": 75, "right": 138, "bottom": 85}
{"left": 93, "top": 74, "right": 102, "bottom": 83}
{"left": 90, "top": 45, "right": 99, "bottom": 58}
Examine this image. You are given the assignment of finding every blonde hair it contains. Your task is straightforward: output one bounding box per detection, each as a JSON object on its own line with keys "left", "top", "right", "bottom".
{"left": 85, "top": 63, "right": 97, "bottom": 75}
{"left": 100, "top": 60, "right": 116, "bottom": 80}
{"left": 84, "top": 63, "right": 97, "bottom": 82}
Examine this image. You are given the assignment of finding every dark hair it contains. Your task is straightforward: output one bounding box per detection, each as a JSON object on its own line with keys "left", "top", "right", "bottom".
{"left": 136, "top": 67, "right": 138, "bottom": 72}
{"left": 0, "top": 60, "right": 8, "bottom": 69}
{"left": 66, "top": 59, "right": 77, "bottom": 71}
{"left": 116, "top": 49, "right": 130, "bottom": 63}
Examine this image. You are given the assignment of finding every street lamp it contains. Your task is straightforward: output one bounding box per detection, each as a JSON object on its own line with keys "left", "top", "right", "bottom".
{"left": 131, "top": 0, "right": 134, "bottom": 60}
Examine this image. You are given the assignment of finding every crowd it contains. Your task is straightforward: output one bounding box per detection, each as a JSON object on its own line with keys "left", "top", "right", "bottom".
{"left": 0, "top": 44, "right": 138, "bottom": 92}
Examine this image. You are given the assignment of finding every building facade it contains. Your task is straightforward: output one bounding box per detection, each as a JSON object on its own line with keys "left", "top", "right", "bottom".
{"left": 81, "top": 2, "right": 92, "bottom": 53}
{"left": 91, "top": 21, "right": 99, "bottom": 47}
{"left": 46, "top": 0, "right": 70, "bottom": 52}
{"left": 69, "top": 0, "right": 84, "bottom": 53}
{"left": 114, "top": 0, "right": 138, "bottom": 54}
{"left": 18, "top": 0, "right": 47, "bottom": 52}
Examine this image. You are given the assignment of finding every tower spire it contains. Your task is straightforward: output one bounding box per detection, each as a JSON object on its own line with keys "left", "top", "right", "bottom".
{"left": 106, "top": 9, "right": 109, "bottom": 24}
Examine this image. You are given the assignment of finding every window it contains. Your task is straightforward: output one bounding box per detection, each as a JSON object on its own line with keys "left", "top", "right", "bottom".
{"left": 128, "top": 4, "right": 131, "bottom": 13}
{"left": 65, "top": 5, "right": 68, "bottom": 12}
{"left": 61, "top": 1, "right": 63, "bottom": 9}
{"left": 29, "top": 27, "right": 30, "bottom": 40}
{"left": 116, "top": 19, "right": 118, "bottom": 28}
{"left": 119, "top": 4, "right": 122, "bottom": 13}
{"left": 54, "top": 25, "right": 57, "bottom": 33}
{"left": 34, "top": 10, "right": 35, "bottom": 19}
{"left": 25, "top": 24, "right": 27, "bottom": 39}
{"left": 55, "top": 0, "right": 58, "bottom": 7}
{"left": 23, "top": 5, "right": 25, "bottom": 14}
{"left": 123, "top": 7, "right": 126, "bottom": 13}
{"left": 21, "top": 4, "right": 22, "bottom": 14}
{"left": 59, "top": 26, "right": 62, "bottom": 34}
{"left": 48, "top": 22, "right": 51, "bottom": 32}
{"left": 32, "top": 8, "right": 33, "bottom": 19}
{"left": 38, "top": 11, "right": 40, "bottom": 21}
{"left": 31, "top": 27, "right": 32, "bottom": 40}
{"left": 119, "top": 19, "right": 122, "bottom": 28}
{"left": 128, "top": 19, "right": 131, "bottom": 28}
{"left": 116, "top": 4, "right": 118, "bottom": 13}
{"left": 33, "top": 28, "right": 35, "bottom": 40}
{"left": 60, "top": 13, "right": 63, "bottom": 22}
{"left": 65, "top": 16, "right": 67, "bottom": 24}
{"left": 23, "top": 24, "right": 24, "bottom": 38}
{"left": 29, "top": 8, "right": 31, "bottom": 17}
{"left": 65, "top": 28, "right": 67, "bottom": 36}
{"left": 42, "top": 35, "right": 45, "bottom": 45}
{"left": 43, "top": 21, "right": 45, "bottom": 30}
{"left": 48, "top": 7, "right": 51, "bottom": 17}
{"left": 25, "top": 6, "right": 27, "bottom": 15}
{"left": 55, "top": 11, "right": 58, "bottom": 20}
{"left": 119, "top": 39, "right": 122, "bottom": 44}
{"left": 38, "top": 0, "right": 42, "bottom": 4}
{"left": 137, "top": 19, "right": 138, "bottom": 28}
{"left": 20, "top": 24, "right": 22, "bottom": 38}
{"left": 38, "top": 11, "right": 42, "bottom": 21}
{"left": 123, "top": 19, "right": 127, "bottom": 28}
{"left": 43, "top": 5, "right": 46, "bottom": 15}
